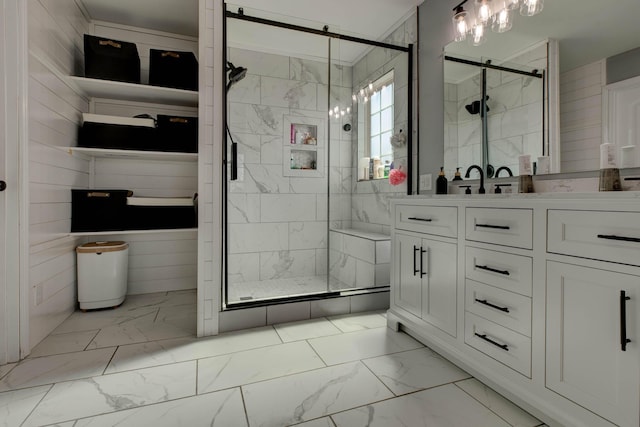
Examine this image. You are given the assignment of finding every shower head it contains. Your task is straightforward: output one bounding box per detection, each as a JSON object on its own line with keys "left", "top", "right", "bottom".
{"left": 226, "top": 61, "right": 247, "bottom": 91}
{"left": 465, "top": 95, "right": 490, "bottom": 115}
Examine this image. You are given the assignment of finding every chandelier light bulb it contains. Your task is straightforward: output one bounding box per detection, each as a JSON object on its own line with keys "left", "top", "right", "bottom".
{"left": 452, "top": 6, "right": 469, "bottom": 42}
{"left": 469, "top": 22, "right": 486, "bottom": 46}
{"left": 506, "top": 0, "right": 520, "bottom": 10}
{"left": 475, "top": 0, "right": 493, "bottom": 27}
{"left": 520, "top": 0, "right": 543, "bottom": 16}
{"left": 352, "top": 94, "right": 357, "bottom": 102}
{"left": 492, "top": 6, "right": 512, "bottom": 33}
{"left": 368, "top": 82, "right": 373, "bottom": 91}
{"left": 346, "top": 107, "right": 351, "bottom": 113}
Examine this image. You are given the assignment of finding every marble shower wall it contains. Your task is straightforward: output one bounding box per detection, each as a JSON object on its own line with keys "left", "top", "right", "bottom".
{"left": 226, "top": 46, "right": 353, "bottom": 293}
{"left": 349, "top": 13, "right": 417, "bottom": 235}
{"left": 447, "top": 42, "right": 546, "bottom": 176}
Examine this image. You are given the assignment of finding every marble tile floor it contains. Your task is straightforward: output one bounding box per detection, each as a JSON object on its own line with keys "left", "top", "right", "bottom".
{"left": 0, "top": 291, "right": 547, "bottom": 426}
{"left": 227, "top": 275, "right": 356, "bottom": 304}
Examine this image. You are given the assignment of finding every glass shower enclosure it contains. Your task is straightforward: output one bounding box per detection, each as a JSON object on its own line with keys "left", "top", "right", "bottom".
{"left": 223, "top": 4, "right": 412, "bottom": 307}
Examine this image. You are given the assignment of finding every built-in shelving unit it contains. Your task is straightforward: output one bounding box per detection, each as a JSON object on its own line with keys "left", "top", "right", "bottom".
{"left": 68, "top": 76, "right": 198, "bottom": 107}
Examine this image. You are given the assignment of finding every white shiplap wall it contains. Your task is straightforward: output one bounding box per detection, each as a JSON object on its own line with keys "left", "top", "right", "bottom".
{"left": 559, "top": 60, "right": 606, "bottom": 172}
{"left": 28, "top": 0, "right": 90, "bottom": 348}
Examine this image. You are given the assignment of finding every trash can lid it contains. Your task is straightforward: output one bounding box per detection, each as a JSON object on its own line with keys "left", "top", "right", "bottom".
{"left": 77, "top": 241, "right": 129, "bottom": 253}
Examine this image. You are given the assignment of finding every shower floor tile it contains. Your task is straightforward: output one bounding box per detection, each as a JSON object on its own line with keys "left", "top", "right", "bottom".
{"left": 227, "top": 275, "right": 355, "bottom": 303}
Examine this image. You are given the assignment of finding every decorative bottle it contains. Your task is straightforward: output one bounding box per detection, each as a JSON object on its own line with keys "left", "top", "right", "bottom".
{"left": 436, "top": 167, "right": 448, "bottom": 194}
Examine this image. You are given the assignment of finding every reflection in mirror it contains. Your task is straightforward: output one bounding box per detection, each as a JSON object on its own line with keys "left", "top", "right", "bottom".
{"left": 444, "top": 42, "right": 546, "bottom": 177}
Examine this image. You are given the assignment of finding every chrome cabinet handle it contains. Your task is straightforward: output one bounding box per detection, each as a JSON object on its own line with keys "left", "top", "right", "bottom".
{"left": 474, "top": 298, "right": 510, "bottom": 313}
{"left": 413, "top": 245, "right": 419, "bottom": 276}
{"left": 475, "top": 264, "right": 510, "bottom": 276}
{"left": 621, "top": 291, "right": 631, "bottom": 351}
{"left": 420, "top": 248, "right": 427, "bottom": 278}
{"left": 475, "top": 333, "right": 509, "bottom": 351}
{"left": 598, "top": 234, "right": 640, "bottom": 243}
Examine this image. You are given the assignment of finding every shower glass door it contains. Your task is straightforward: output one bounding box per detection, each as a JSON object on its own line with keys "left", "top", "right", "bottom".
{"left": 223, "top": 5, "right": 412, "bottom": 307}
{"left": 224, "top": 7, "right": 334, "bottom": 305}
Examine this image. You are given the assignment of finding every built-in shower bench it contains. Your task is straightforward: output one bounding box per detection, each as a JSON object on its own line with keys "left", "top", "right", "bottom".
{"left": 329, "top": 228, "right": 390, "bottom": 289}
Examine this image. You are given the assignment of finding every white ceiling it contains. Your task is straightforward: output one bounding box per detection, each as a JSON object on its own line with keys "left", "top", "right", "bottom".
{"left": 79, "top": 0, "right": 640, "bottom": 71}
{"left": 79, "top": 0, "right": 423, "bottom": 63}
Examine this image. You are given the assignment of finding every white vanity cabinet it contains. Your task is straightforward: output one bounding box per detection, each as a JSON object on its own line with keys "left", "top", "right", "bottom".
{"left": 388, "top": 196, "right": 640, "bottom": 427}
{"left": 392, "top": 204, "right": 458, "bottom": 337}
{"left": 546, "top": 209, "right": 640, "bottom": 427}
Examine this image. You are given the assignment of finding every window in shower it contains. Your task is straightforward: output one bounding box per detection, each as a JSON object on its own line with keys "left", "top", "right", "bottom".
{"left": 367, "top": 71, "right": 394, "bottom": 170}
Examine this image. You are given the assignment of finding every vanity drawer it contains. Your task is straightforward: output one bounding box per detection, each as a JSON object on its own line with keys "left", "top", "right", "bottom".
{"left": 395, "top": 204, "right": 457, "bottom": 238}
{"left": 465, "top": 246, "right": 532, "bottom": 296}
{"left": 466, "top": 208, "right": 533, "bottom": 249}
{"left": 465, "top": 312, "right": 531, "bottom": 377}
{"left": 465, "top": 280, "right": 531, "bottom": 336}
{"left": 548, "top": 209, "right": 640, "bottom": 267}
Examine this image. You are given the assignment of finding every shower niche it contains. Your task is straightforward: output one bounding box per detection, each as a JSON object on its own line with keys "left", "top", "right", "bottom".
{"left": 283, "top": 116, "right": 324, "bottom": 177}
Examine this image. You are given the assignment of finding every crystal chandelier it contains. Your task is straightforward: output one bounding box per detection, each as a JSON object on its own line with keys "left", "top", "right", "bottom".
{"left": 452, "top": 0, "right": 544, "bottom": 46}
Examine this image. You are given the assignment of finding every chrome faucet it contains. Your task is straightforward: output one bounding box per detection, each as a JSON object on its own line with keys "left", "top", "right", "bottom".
{"left": 495, "top": 166, "right": 513, "bottom": 177}
{"left": 465, "top": 165, "right": 485, "bottom": 194}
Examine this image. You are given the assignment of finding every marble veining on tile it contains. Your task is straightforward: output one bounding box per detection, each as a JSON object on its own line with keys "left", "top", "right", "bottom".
{"left": 327, "top": 311, "right": 387, "bottom": 332}
{"left": 197, "top": 341, "right": 324, "bottom": 393}
{"left": 23, "top": 361, "right": 196, "bottom": 426}
{"left": 273, "top": 318, "right": 342, "bottom": 342}
{"left": 362, "top": 348, "right": 471, "bottom": 395}
{"left": 307, "top": 327, "right": 423, "bottom": 366}
{"left": 0, "top": 347, "right": 115, "bottom": 392}
{"left": 455, "top": 378, "right": 541, "bottom": 427}
{"left": 242, "top": 361, "right": 393, "bottom": 427}
{"left": 105, "top": 326, "right": 282, "bottom": 374}
{"left": 331, "top": 383, "right": 512, "bottom": 427}
{"left": 0, "top": 385, "right": 51, "bottom": 427}
{"left": 29, "top": 330, "right": 99, "bottom": 358}
{"left": 73, "top": 388, "right": 247, "bottom": 427}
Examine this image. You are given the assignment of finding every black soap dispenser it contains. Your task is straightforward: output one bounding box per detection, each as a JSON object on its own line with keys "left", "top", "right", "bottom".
{"left": 452, "top": 167, "right": 463, "bottom": 181}
{"left": 436, "top": 167, "right": 448, "bottom": 194}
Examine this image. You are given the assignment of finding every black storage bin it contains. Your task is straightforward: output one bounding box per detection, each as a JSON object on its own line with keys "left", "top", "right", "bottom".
{"left": 71, "top": 190, "right": 131, "bottom": 232}
{"left": 126, "top": 197, "right": 196, "bottom": 230}
{"left": 84, "top": 35, "right": 140, "bottom": 84}
{"left": 79, "top": 114, "right": 157, "bottom": 151}
{"left": 149, "top": 49, "right": 198, "bottom": 91}
{"left": 156, "top": 115, "right": 198, "bottom": 153}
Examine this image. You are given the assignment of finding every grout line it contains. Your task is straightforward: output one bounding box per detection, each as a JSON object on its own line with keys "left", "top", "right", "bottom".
{"left": 239, "top": 385, "right": 251, "bottom": 427}
{"left": 453, "top": 380, "right": 539, "bottom": 427}
{"left": 360, "top": 357, "right": 396, "bottom": 397}
{"left": 84, "top": 329, "right": 101, "bottom": 352}
{"left": 16, "top": 383, "right": 54, "bottom": 427}
{"left": 101, "top": 347, "right": 118, "bottom": 376}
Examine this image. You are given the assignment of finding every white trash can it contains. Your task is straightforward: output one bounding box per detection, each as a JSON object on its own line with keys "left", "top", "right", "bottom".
{"left": 77, "top": 241, "right": 129, "bottom": 310}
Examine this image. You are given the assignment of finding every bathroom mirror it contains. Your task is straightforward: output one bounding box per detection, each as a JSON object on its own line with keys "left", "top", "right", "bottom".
{"left": 443, "top": 42, "right": 547, "bottom": 178}
{"left": 438, "top": 0, "right": 640, "bottom": 175}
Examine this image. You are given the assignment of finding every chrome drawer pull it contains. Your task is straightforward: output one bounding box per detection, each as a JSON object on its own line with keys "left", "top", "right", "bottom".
{"left": 621, "top": 291, "right": 631, "bottom": 352}
{"left": 474, "top": 333, "right": 509, "bottom": 351}
{"left": 408, "top": 217, "right": 432, "bottom": 222}
{"left": 475, "top": 298, "right": 510, "bottom": 313}
{"left": 597, "top": 234, "right": 640, "bottom": 243}
{"left": 476, "top": 223, "right": 510, "bottom": 230}
{"left": 475, "top": 264, "right": 510, "bottom": 276}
